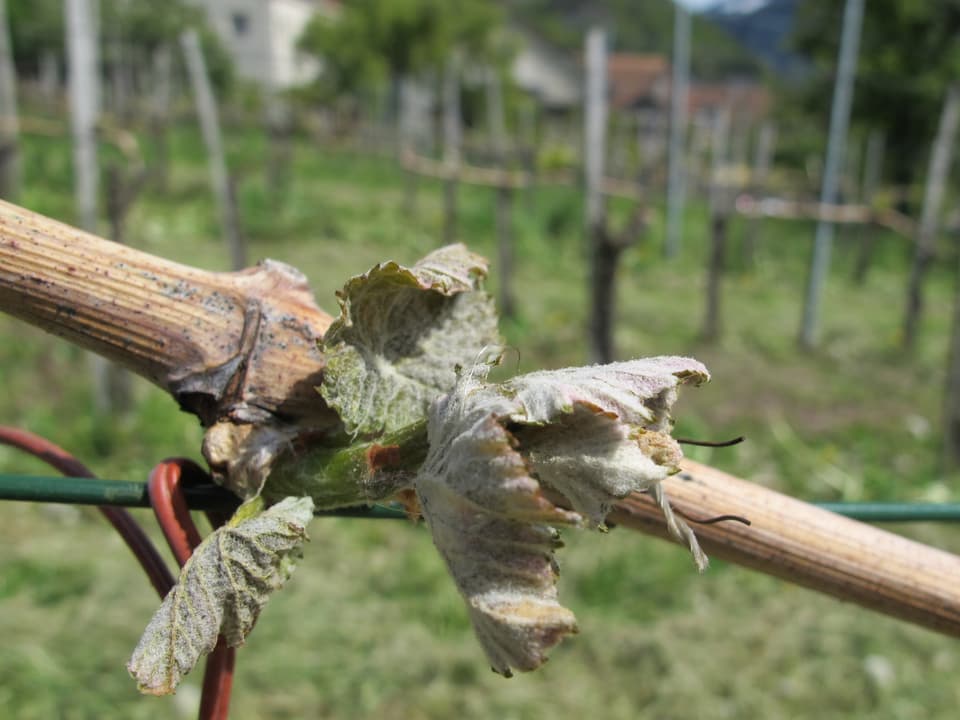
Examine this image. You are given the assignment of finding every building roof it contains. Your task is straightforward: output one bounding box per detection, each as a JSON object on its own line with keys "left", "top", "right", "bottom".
{"left": 607, "top": 53, "right": 670, "bottom": 110}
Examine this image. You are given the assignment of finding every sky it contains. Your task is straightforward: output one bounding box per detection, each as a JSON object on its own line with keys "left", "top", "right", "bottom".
{"left": 676, "top": 0, "right": 770, "bottom": 12}
{"left": 676, "top": 0, "right": 721, "bottom": 10}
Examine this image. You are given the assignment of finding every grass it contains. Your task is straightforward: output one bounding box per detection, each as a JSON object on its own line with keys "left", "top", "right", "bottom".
{"left": 2, "top": 121, "right": 960, "bottom": 718}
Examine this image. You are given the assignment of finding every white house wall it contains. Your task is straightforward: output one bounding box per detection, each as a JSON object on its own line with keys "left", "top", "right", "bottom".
{"left": 189, "top": 0, "right": 328, "bottom": 89}
{"left": 189, "top": 0, "right": 272, "bottom": 86}
{"left": 511, "top": 33, "right": 581, "bottom": 109}
{"left": 267, "top": 0, "right": 324, "bottom": 88}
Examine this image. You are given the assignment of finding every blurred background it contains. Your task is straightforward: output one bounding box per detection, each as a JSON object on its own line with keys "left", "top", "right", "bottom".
{"left": 1, "top": 0, "right": 960, "bottom": 717}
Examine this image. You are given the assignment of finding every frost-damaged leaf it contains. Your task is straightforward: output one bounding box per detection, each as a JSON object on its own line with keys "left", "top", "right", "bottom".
{"left": 516, "top": 407, "right": 683, "bottom": 527}
{"left": 128, "top": 497, "right": 314, "bottom": 695}
{"left": 416, "top": 356, "right": 708, "bottom": 676}
{"left": 320, "top": 244, "right": 500, "bottom": 437}
{"left": 506, "top": 357, "right": 708, "bottom": 529}
{"left": 503, "top": 356, "right": 709, "bottom": 431}
{"left": 417, "top": 364, "right": 580, "bottom": 676}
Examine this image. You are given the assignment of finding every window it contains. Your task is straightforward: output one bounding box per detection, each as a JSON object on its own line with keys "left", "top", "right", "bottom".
{"left": 232, "top": 12, "right": 249, "bottom": 35}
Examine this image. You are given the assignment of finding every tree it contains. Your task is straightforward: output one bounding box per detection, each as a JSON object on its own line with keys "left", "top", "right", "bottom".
{"left": 6, "top": 0, "right": 232, "bottom": 92}
{"left": 103, "top": 0, "right": 234, "bottom": 93}
{"left": 792, "top": 0, "right": 960, "bottom": 189}
{"left": 7, "top": 0, "right": 63, "bottom": 74}
{"left": 298, "top": 0, "right": 503, "bottom": 108}
{"left": 102, "top": 0, "right": 195, "bottom": 53}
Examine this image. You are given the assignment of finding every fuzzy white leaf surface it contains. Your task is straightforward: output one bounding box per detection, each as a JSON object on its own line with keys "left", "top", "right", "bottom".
{"left": 128, "top": 497, "right": 314, "bottom": 695}
{"left": 320, "top": 244, "right": 499, "bottom": 437}
{"left": 416, "top": 356, "right": 709, "bottom": 676}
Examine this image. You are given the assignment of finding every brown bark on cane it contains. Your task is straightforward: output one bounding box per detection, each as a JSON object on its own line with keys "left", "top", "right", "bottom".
{"left": 610, "top": 460, "right": 960, "bottom": 639}
{"left": 0, "top": 200, "right": 336, "bottom": 432}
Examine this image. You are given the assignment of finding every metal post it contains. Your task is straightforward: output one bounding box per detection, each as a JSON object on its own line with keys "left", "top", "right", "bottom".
{"left": 584, "top": 27, "right": 607, "bottom": 233}
{"left": 181, "top": 29, "right": 246, "bottom": 270}
{"left": 665, "top": 5, "right": 690, "bottom": 259}
{"left": 66, "top": 0, "right": 99, "bottom": 234}
{"left": 903, "top": 84, "right": 960, "bottom": 349}
{"left": 851, "top": 129, "right": 885, "bottom": 284}
{"left": 442, "top": 52, "right": 462, "bottom": 245}
{"left": 0, "top": 0, "right": 19, "bottom": 199}
{"left": 798, "top": 0, "right": 864, "bottom": 349}
{"left": 486, "top": 67, "right": 516, "bottom": 319}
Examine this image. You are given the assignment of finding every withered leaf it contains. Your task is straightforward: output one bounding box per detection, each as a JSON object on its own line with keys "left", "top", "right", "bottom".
{"left": 128, "top": 497, "right": 314, "bottom": 695}
{"left": 517, "top": 407, "right": 684, "bottom": 527}
{"left": 503, "top": 356, "right": 710, "bottom": 431}
{"left": 320, "top": 244, "right": 500, "bottom": 437}
{"left": 416, "top": 356, "right": 708, "bottom": 676}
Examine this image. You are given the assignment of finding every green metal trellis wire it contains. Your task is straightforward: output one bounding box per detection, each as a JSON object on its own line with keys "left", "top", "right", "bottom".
{"left": 1, "top": 473, "right": 960, "bottom": 523}
{"left": 0, "top": 473, "right": 408, "bottom": 520}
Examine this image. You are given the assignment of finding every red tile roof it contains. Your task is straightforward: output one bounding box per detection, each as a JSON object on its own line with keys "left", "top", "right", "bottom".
{"left": 607, "top": 53, "right": 671, "bottom": 110}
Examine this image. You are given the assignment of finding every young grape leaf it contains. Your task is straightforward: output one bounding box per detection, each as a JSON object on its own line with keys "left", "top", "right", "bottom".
{"left": 502, "top": 356, "right": 709, "bottom": 431}
{"left": 128, "top": 497, "right": 314, "bottom": 695}
{"left": 516, "top": 407, "right": 684, "bottom": 527}
{"left": 416, "top": 356, "right": 708, "bottom": 676}
{"left": 320, "top": 244, "right": 500, "bottom": 437}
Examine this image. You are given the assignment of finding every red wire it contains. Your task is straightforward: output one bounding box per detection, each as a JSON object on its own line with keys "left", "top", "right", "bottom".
{"left": 148, "top": 459, "right": 236, "bottom": 720}
{"left": 199, "top": 638, "right": 236, "bottom": 720}
{"left": 148, "top": 460, "right": 207, "bottom": 565}
{"left": 0, "top": 426, "right": 175, "bottom": 596}
{"left": 1, "top": 428, "right": 237, "bottom": 719}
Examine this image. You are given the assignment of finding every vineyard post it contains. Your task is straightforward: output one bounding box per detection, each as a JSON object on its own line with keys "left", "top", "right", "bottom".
{"left": 843, "top": 131, "right": 862, "bottom": 205}
{"left": 701, "top": 105, "right": 732, "bottom": 344}
{"left": 584, "top": 26, "right": 607, "bottom": 246}
{"left": 66, "top": 0, "right": 129, "bottom": 415}
{"left": 485, "top": 66, "right": 515, "bottom": 319}
{"left": 65, "top": 0, "right": 99, "bottom": 237}
{"left": 743, "top": 120, "right": 776, "bottom": 267}
{"left": 729, "top": 114, "right": 750, "bottom": 185}
{"left": 519, "top": 99, "right": 537, "bottom": 211}
{"left": 180, "top": 28, "right": 246, "bottom": 271}
{"left": 39, "top": 50, "right": 61, "bottom": 112}
{"left": 107, "top": 30, "right": 132, "bottom": 124}
{"left": 851, "top": 129, "right": 885, "bottom": 284}
{"left": 636, "top": 108, "right": 665, "bottom": 181}
{"left": 798, "top": 0, "right": 863, "bottom": 349}
{"left": 399, "top": 76, "right": 420, "bottom": 215}
{"left": 148, "top": 45, "right": 173, "bottom": 191}
{"left": 0, "top": 0, "right": 19, "bottom": 200}
{"left": 687, "top": 116, "right": 712, "bottom": 196}
{"left": 944, "top": 244, "right": 960, "bottom": 467}
{"left": 665, "top": 3, "right": 690, "bottom": 259}
{"left": 903, "top": 83, "right": 960, "bottom": 351}
{"left": 584, "top": 26, "right": 614, "bottom": 363}
{"left": 441, "top": 52, "right": 462, "bottom": 245}
{"left": 264, "top": 83, "right": 292, "bottom": 203}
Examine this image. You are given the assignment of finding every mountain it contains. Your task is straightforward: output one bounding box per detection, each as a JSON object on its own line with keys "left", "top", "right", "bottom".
{"left": 705, "top": 0, "right": 805, "bottom": 77}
